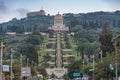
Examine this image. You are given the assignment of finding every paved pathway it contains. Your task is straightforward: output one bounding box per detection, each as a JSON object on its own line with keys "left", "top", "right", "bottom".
{"left": 46, "top": 33, "right": 67, "bottom": 79}
{"left": 56, "top": 33, "right": 62, "bottom": 68}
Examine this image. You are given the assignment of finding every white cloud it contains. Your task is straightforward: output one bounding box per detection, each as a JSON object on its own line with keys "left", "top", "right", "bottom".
{"left": 0, "top": 9, "right": 29, "bottom": 23}
{"left": 0, "top": 0, "right": 29, "bottom": 23}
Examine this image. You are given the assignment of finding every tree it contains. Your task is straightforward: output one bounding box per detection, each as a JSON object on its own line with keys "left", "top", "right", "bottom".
{"left": 31, "top": 66, "right": 37, "bottom": 76}
{"left": 74, "top": 29, "right": 97, "bottom": 43}
{"left": 48, "top": 30, "right": 54, "bottom": 38}
{"left": 42, "top": 53, "right": 51, "bottom": 68}
{"left": 68, "top": 60, "right": 82, "bottom": 79}
{"left": 32, "top": 30, "right": 42, "bottom": 36}
{"left": 37, "top": 66, "right": 47, "bottom": 77}
{"left": 94, "top": 53, "right": 115, "bottom": 80}
{"left": 0, "top": 38, "right": 6, "bottom": 53}
{"left": 50, "top": 73, "right": 55, "bottom": 79}
{"left": 67, "top": 56, "right": 75, "bottom": 64}
{"left": 69, "top": 19, "right": 79, "bottom": 28}
{"left": 7, "top": 25, "right": 25, "bottom": 33}
{"left": 117, "top": 20, "right": 120, "bottom": 28}
{"left": 19, "top": 44, "right": 38, "bottom": 64}
{"left": 77, "top": 42, "right": 89, "bottom": 59}
{"left": 115, "top": 32, "right": 120, "bottom": 53}
{"left": 13, "top": 63, "right": 21, "bottom": 79}
{"left": 26, "top": 35, "right": 42, "bottom": 45}
{"left": 63, "top": 72, "right": 69, "bottom": 80}
{"left": 33, "top": 25, "right": 38, "bottom": 31}
{"left": 82, "top": 65, "right": 92, "bottom": 77}
{"left": 43, "top": 53, "right": 51, "bottom": 62}
{"left": 0, "top": 25, "right": 3, "bottom": 34}
{"left": 99, "top": 23, "right": 114, "bottom": 57}
{"left": 84, "top": 43, "right": 96, "bottom": 65}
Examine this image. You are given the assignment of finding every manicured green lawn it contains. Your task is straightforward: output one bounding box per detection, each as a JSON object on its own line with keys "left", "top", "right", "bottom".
{"left": 38, "top": 33, "right": 81, "bottom": 67}
{"left": 38, "top": 35, "right": 49, "bottom": 65}
{"left": 68, "top": 35, "right": 81, "bottom": 60}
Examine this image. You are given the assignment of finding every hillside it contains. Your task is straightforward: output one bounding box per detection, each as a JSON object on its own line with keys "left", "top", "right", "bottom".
{"left": 1, "top": 10, "right": 120, "bottom": 33}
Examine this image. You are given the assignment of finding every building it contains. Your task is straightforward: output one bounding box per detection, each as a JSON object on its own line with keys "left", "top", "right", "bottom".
{"left": 27, "top": 9, "right": 46, "bottom": 17}
{"left": 49, "top": 12, "right": 69, "bottom": 32}
{"left": 6, "top": 32, "right": 16, "bottom": 35}
{"left": 47, "top": 13, "right": 69, "bottom": 78}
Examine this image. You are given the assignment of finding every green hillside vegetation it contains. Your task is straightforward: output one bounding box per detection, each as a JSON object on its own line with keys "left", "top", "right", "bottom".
{"left": 0, "top": 10, "right": 120, "bottom": 79}
{"left": 0, "top": 10, "right": 120, "bottom": 34}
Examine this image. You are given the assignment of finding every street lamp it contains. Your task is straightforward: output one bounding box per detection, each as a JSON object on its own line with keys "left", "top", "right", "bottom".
{"left": 32, "top": 61, "right": 34, "bottom": 66}
{"left": 27, "top": 58, "right": 29, "bottom": 67}
{"left": 92, "top": 55, "right": 95, "bottom": 78}
{"left": 114, "top": 42, "right": 118, "bottom": 80}
{"left": 113, "top": 34, "right": 120, "bottom": 80}
{"left": 20, "top": 54, "right": 23, "bottom": 66}
{"left": 20, "top": 54, "right": 23, "bottom": 80}
{"left": 99, "top": 50, "right": 103, "bottom": 62}
{"left": 0, "top": 42, "right": 3, "bottom": 80}
{"left": 10, "top": 48, "right": 14, "bottom": 80}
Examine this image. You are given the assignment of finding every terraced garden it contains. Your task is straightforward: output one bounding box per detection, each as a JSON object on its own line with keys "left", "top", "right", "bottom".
{"left": 38, "top": 32, "right": 80, "bottom": 78}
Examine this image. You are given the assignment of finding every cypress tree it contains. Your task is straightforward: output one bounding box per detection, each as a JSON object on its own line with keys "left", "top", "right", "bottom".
{"left": 99, "top": 23, "right": 114, "bottom": 57}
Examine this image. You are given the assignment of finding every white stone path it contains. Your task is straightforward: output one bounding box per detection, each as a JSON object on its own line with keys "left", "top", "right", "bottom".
{"left": 46, "top": 33, "right": 67, "bottom": 79}
{"left": 56, "top": 33, "right": 62, "bottom": 68}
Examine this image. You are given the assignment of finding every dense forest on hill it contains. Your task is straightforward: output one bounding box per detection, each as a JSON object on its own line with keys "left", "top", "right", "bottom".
{"left": 0, "top": 10, "right": 120, "bottom": 34}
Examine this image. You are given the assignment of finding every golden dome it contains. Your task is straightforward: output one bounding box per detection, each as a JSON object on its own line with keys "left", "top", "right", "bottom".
{"left": 54, "top": 12, "right": 63, "bottom": 19}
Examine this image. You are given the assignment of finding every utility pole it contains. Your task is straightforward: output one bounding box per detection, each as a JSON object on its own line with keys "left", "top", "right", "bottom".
{"left": 99, "top": 50, "right": 103, "bottom": 62}
{"left": 0, "top": 42, "right": 3, "bottom": 80}
{"left": 27, "top": 58, "right": 29, "bottom": 67}
{"left": 20, "top": 54, "right": 23, "bottom": 80}
{"left": 32, "top": 61, "right": 34, "bottom": 66}
{"left": 10, "top": 48, "right": 14, "bottom": 80}
{"left": 93, "top": 55, "right": 95, "bottom": 79}
{"left": 20, "top": 54, "right": 23, "bottom": 66}
{"left": 83, "top": 60, "right": 84, "bottom": 69}
{"left": 114, "top": 42, "right": 118, "bottom": 80}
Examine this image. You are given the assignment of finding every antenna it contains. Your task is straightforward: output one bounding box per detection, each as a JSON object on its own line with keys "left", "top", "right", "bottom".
{"left": 41, "top": 6, "right": 43, "bottom": 10}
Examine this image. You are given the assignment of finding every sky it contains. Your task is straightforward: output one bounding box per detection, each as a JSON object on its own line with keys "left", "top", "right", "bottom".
{"left": 0, "top": 0, "right": 120, "bottom": 23}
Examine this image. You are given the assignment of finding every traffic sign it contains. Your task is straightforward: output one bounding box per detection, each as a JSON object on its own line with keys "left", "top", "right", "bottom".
{"left": 73, "top": 73, "right": 80, "bottom": 77}
{"left": 110, "top": 64, "right": 114, "bottom": 70}
{"left": 21, "top": 67, "right": 31, "bottom": 77}
{"left": 3, "top": 65, "right": 9, "bottom": 72}
{"left": 89, "top": 69, "right": 94, "bottom": 71}
{"left": 83, "top": 74, "right": 88, "bottom": 77}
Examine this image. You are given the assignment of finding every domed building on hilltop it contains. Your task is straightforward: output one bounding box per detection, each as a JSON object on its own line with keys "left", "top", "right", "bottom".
{"left": 54, "top": 13, "right": 63, "bottom": 20}
{"left": 27, "top": 8, "right": 46, "bottom": 17}
{"left": 49, "top": 12, "right": 69, "bottom": 32}
{"left": 40, "top": 9, "right": 46, "bottom": 15}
